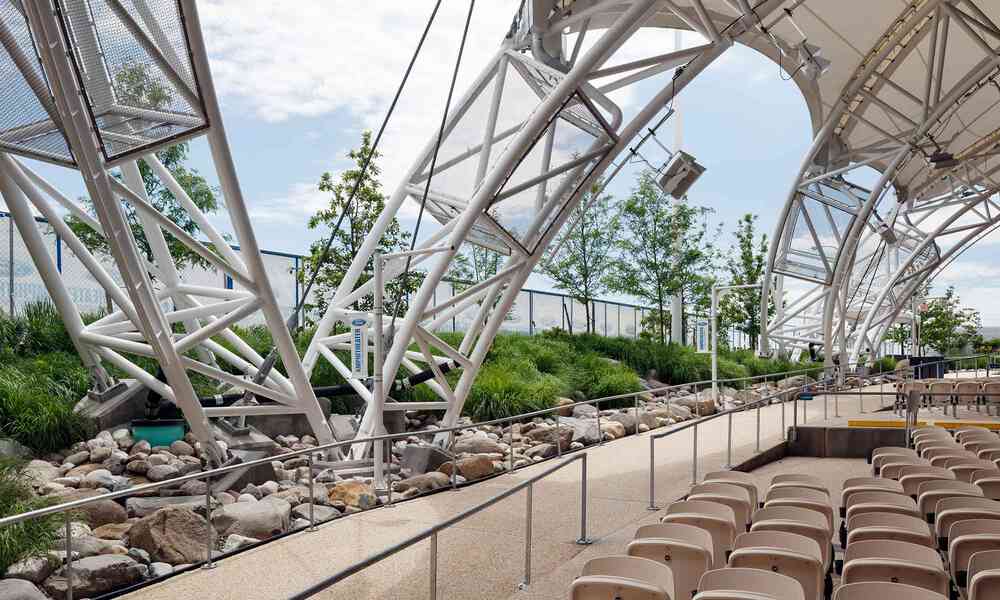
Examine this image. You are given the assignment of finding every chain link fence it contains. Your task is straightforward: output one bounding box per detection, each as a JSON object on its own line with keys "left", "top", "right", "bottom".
{"left": 0, "top": 211, "right": 671, "bottom": 340}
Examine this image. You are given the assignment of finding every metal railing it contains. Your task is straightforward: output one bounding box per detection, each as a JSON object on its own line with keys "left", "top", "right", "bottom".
{"left": 1, "top": 355, "right": 979, "bottom": 599}
{"left": 289, "top": 453, "right": 590, "bottom": 599}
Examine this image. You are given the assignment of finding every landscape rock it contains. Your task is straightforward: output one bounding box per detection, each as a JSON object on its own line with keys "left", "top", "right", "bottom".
{"left": 524, "top": 443, "right": 558, "bottom": 459}
{"left": 169, "top": 440, "right": 195, "bottom": 456}
{"left": 438, "top": 455, "right": 494, "bottom": 480}
{"left": 125, "top": 459, "right": 149, "bottom": 475}
{"left": 291, "top": 503, "right": 340, "bottom": 522}
{"left": 4, "top": 556, "right": 55, "bottom": 584}
{"left": 211, "top": 496, "right": 291, "bottom": 539}
{"left": 524, "top": 426, "right": 573, "bottom": 450}
{"left": 128, "top": 506, "right": 214, "bottom": 565}
{"left": 451, "top": 435, "right": 504, "bottom": 455}
{"left": 89, "top": 446, "right": 112, "bottom": 463}
{"left": 557, "top": 416, "right": 601, "bottom": 445}
{"left": 23, "top": 460, "right": 59, "bottom": 487}
{"left": 400, "top": 445, "right": 452, "bottom": 475}
{"left": 600, "top": 420, "right": 626, "bottom": 440}
{"left": 394, "top": 471, "right": 450, "bottom": 494}
{"left": 146, "top": 464, "right": 180, "bottom": 483}
{"left": 131, "top": 440, "right": 151, "bottom": 455}
{"left": 555, "top": 397, "right": 575, "bottom": 417}
{"left": 127, "top": 547, "right": 150, "bottom": 565}
{"left": 0, "top": 579, "right": 47, "bottom": 600}
{"left": 572, "top": 404, "right": 598, "bottom": 418}
{"left": 42, "top": 555, "right": 144, "bottom": 597}
{"left": 126, "top": 496, "right": 202, "bottom": 518}
{"left": 221, "top": 534, "right": 259, "bottom": 553}
{"left": 65, "top": 450, "right": 91, "bottom": 466}
{"left": 92, "top": 522, "right": 132, "bottom": 540}
{"left": 149, "top": 562, "right": 173, "bottom": 578}
{"left": 327, "top": 481, "right": 378, "bottom": 510}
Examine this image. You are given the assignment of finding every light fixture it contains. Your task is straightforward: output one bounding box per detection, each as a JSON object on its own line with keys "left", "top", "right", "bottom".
{"left": 929, "top": 151, "right": 960, "bottom": 169}
{"left": 657, "top": 151, "right": 705, "bottom": 199}
{"left": 795, "top": 41, "right": 831, "bottom": 80}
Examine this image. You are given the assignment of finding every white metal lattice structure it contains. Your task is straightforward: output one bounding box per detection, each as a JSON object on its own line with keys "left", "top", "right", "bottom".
{"left": 0, "top": 0, "right": 334, "bottom": 464}
{"left": 758, "top": 0, "right": 1000, "bottom": 369}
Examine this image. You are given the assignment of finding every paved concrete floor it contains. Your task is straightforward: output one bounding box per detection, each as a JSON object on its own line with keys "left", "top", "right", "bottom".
{"left": 119, "top": 386, "right": 955, "bottom": 600}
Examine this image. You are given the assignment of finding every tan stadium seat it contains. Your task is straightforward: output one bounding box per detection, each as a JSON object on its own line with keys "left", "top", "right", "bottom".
{"left": 979, "top": 449, "right": 1000, "bottom": 463}
{"left": 874, "top": 454, "right": 925, "bottom": 477}
{"left": 695, "top": 568, "right": 804, "bottom": 600}
{"left": 846, "top": 491, "right": 921, "bottom": 523}
{"left": 880, "top": 458, "right": 929, "bottom": 481}
{"left": 947, "top": 459, "right": 997, "bottom": 483}
{"left": 927, "top": 382, "right": 954, "bottom": 414}
{"left": 914, "top": 439, "right": 957, "bottom": 457}
{"left": 974, "top": 470, "right": 1000, "bottom": 500}
{"left": 929, "top": 452, "right": 975, "bottom": 468}
{"left": 571, "top": 575, "right": 668, "bottom": 600}
{"left": 934, "top": 497, "right": 1000, "bottom": 550}
{"left": 751, "top": 506, "right": 832, "bottom": 572}
{"left": 912, "top": 425, "right": 947, "bottom": 439}
{"left": 770, "top": 474, "right": 829, "bottom": 498}
{"left": 764, "top": 486, "right": 834, "bottom": 532}
{"left": 956, "top": 428, "right": 995, "bottom": 443}
{"left": 688, "top": 483, "right": 753, "bottom": 531}
{"left": 921, "top": 445, "right": 967, "bottom": 461}
{"left": 983, "top": 382, "right": 1000, "bottom": 415}
{"left": 728, "top": 531, "right": 823, "bottom": 600}
{"left": 902, "top": 383, "right": 928, "bottom": 412}
{"left": 897, "top": 465, "right": 955, "bottom": 497}
{"left": 956, "top": 381, "right": 983, "bottom": 411}
{"left": 629, "top": 523, "right": 713, "bottom": 600}
{"left": 841, "top": 539, "right": 949, "bottom": 596}
{"left": 841, "top": 478, "right": 905, "bottom": 518}
{"left": 964, "top": 440, "right": 1000, "bottom": 455}
{"left": 845, "top": 512, "right": 935, "bottom": 548}
{"left": 948, "top": 519, "right": 1000, "bottom": 587}
{"left": 578, "top": 555, "right": 674, "bottom": 600}
{"left": 663, "top": 500, "right": 737, "bottom": 568}
{"left": 703, "top": 471, "right": 759, "bottom": 510}
{"left": 968, "top": 549, "right": 1000, "bottom": 600}
{"left": 833, "top": 581, "right": 947, "bottom": 600}
{"left": 915, "top": 479, "right": 982, "bottom": 522}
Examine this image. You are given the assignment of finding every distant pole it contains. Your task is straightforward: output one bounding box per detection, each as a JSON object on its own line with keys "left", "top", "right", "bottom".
{"left": 669, "top": 28, "right": 684, "bottom": 346}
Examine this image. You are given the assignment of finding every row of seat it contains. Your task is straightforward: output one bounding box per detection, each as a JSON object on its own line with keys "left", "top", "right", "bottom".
{"left": 898, "top": 381, "right": 1000, "bottom": 416}
{"left": 571, "top": 471, "right": 838, "bottom": 600}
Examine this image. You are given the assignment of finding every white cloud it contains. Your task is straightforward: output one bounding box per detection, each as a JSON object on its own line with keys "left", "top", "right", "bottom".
{"left": 248, "top": 180, "right": 329, "bottom": 225}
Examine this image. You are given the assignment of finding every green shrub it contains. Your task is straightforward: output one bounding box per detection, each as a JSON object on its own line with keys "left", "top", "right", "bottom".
{"left": 0, "top": 363, "right": 95, "bottom": 454}
{"left": 0, "top": 459, "right": 61, "bottom": 573}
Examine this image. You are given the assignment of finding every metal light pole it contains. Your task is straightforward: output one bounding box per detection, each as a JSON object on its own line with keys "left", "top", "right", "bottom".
{"left": 711, "top": 283, "right": 763, "bottom": 403}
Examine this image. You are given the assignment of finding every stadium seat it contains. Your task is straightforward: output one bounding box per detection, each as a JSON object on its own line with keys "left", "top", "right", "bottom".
{"left": 897, "top": 466, "right": 955, "bottom": 497}
{"left": 703, "top": 472, "right": 760, "bottom": 510}
{"left": 629, "top": 523, "right": 714, "bottom": 600}
{"left": 764, "top": 486, "right": 834, "bottom": 532}
{"left": 841, "top": 539, "right": 949, "bottom": 596}
{"left": 663, "top": 500, "right": 737, "bottom": 568}
{"left": 956, "top": 428, "right": 996, "bottom": 443}
{"left": 833, "top": 581, "right": 946, "bottom": 600}
{"left": 577, "top": 555, "right": 675, "bottom": 600}
{"left": 948, "top": 519, "right": 1000, "bottom": 587}
{"left": 770, "top": 474, "right": 830, "bottom": 497}
{"left": 880, "top": 459, "right": 929, "bottom": 481}
{"left": 946, "top": 459, "right": 997, "bottom": 482}
{"left": 751, "top": 505, "right": 832, "bottom": 572}
{"left": 934, "top": 497, "right": 1000, "bottom": 550}
{"left": 570, "top": 576, "right": 668, "bottom": 600}
{"left": 920, "top": 446, "right": 967, "bottom": 462}
{"left": 695, "top": 568, "right": 804, "bottom": 600}
{"left": 728, "top": 531, "right": 824, "bottom": 600}
{"left": 983, "top": 382, "right": 1000, "bottom": 415}
{"left": 845, "top": 512, "right": 935, "bottom": 548}
{"left": 963, "top": 440, "right": 1000, "bottom": 455}
{"left": 927, "top": 382, "right": 954, "bottom": 414}
{"left": 973, "top": 470, "right": 1000, "bottom": 499}
{"left": 840, "top": 478, "right": 905, "bottom": 518}
{"left": 955, "top": 381, "right": 983, "bottom": 412}
{"left": 967, "top": 549, "right": 1000, "bottom": 600}
{"left": 688, "top": 483, "right": 753, "bottom": 531}
{"left": 915, "top": 479, "right": 982, "bottom": 522}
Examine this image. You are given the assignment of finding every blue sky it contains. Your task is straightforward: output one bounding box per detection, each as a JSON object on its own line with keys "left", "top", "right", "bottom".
{"left": 12, "top": 2, "right": 1000, "bottom": 324}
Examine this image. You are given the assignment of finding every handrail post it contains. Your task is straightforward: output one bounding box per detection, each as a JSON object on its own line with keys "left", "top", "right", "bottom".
{"left": 383, "top": 440, "right": 395, "bottom": 509}
{"left": 634, "top": 394, "right": 641, "bottom": 436}
{"left": 724, "top": 411, "right": 733, "bottom": 468}
{"left": 691, "top": 423, "right": 699, "bottom": 485}
{"left": 307, "top": 454, "right": 319, "bottom": 527}
{"left": 647, "top": 435, "right": 659, "bottom": 510}
{"left": 577, "top": 453, "right": 592, "bottom": 544}
{"left": 780, "top": 391, "right": 786, "bottom": 441}
{"left": 596, "top": 403, "right": 602, "bottom": 446}
{"left": 519, "top": 483, "right": 534, "bottom": 590}
{"left": 65, "top": 512, "right": 73, "bottom": 600}
{"left": 429, "top": 532, "right": 438, "bottom": 600}
{"left": 203, "top": 475, "right": 215, "bottom": 569}
{"left": 508, "top": 420, "right": 515, "bottom": 472}
{"left": 823, "top": 367, "right": 829, "bottom": 421}
{"left": 754, "top": 398, "right": 761, "bottom": 453}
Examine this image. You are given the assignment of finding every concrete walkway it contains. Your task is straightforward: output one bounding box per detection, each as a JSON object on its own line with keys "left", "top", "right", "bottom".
{"left": 120, "top": 387, "right": 910, "bottom": 600}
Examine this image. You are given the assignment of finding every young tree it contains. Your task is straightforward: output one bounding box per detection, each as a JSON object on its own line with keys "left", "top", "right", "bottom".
{"left": 67, "top": 62, "right": 220, "bottom": 271}
{"left": 719, "top": 214, "right": 772, "bottom": 351}
{"left": 884, "top": 322, "right": 911, "bottom": 355}
{"left": 608, "top": 171, "right": 717, "bottom": 345}
{"left": 446, "top": 210, "right": 518, "bottom": 323}
{"left": 301, "top": 131, "right": 419, "bottom": 318}
{"left": 919, "top": 286, "right": 982, "bottom": 354}
{"left": 539, "top": 180, "right": 619, "bottom": 334}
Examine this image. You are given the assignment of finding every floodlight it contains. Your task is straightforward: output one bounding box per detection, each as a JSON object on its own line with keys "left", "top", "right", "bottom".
{"left": 929, "top": 152, "right": 960, "bottom": 169}
{"left": 795, "top": 42, "right": 831, "bottom": 81}
{"left": 657, "top": 151, "right": 706, "bottom": 199}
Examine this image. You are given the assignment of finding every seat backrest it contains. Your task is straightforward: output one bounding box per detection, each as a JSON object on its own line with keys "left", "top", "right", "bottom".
{"left": 979, "top": 449, "right": 1000, "bottom": 463}
{"left": 628, "top": 535, "right": 712, "bottom": 600}
{"left": 583, "top": 555, "right": 674, "bottom": 598}
{"left": 949, "top": 519, "right": 1000, "bottom": 545}
{"left": 847, "top": 491, "right": 918, "bottom": 512}
{"left": 882, "top": 459, "right": 928, "bottom": 480}
{"left": 733, "top": 530, "right": 821, "bottom": 560}
{"left": 667, "top": 500, "right": 737, "bottom": 524}
{"left": 766, "top": 486, "right": 829, "bottom": 504}
{"left": 771, "top": 475, "right": 829, "bottom": 496}
{"left": 752, "top": 505, "right": 828, "bottom": 532}
{"left": 937, "top": 496, "right": 1000, "bottom": 515}
{"left": 571, "top": 575, "right": 668, "bottom": 600}
{"left": 969, "top": 548, "right": 1000, "bottom": 579}
{"left": 698, "top": 568, "right": 804, "bottom": 600}
{"left": 955, "top": 382, "right": 981, "bottom": 395}
{"left": 871, "top": 449, "right": 918, "bottom": 461}
{"left": 844, "top": 539, "right": 943, "bottom": 569}
{"left": 957, "top": 428, "right": 995, "bottom": 442}
{"left": 922, "top": 446, "right": 967, "bottom": 460}
{"left": 635, "top": 523, "right": 714, "bottom": 556}
{"left": 965, "top": 441, "right": 1000, "bottom": 454}
{"left": 833, "top": 581, "right": 949, "bottom": 600}
{"left": 702, "top": 473, "right": 759, "bottom": 509}
{"left": 972, "top": 469, "right": 1000, "bottom": 484}
{"left": 847, "top": 511, "right": 928, "bottom": 534}
{"left": 691, "top": 483, "right": 752, "bottom": 505}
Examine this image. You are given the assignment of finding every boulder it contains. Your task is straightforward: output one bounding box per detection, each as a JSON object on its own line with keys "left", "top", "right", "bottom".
{"left": 128, "top": 506, "right": 215, "bottom": 565}
{"left": 146, "top": 464, "right": 180, "bottom": 482}
{"left": 221, "top": 534, "right": 259, "bottom": 553}
{"left": 557, "top": 417, "right": 601, "bottom": 445}
{"left": 291, "top": 504, "right": 340, "bottom": 522}
{"left": 327, "top": 481, "right": 378, "bottom": 510}
{"left": 555, "top": 397, "right": 575, "bottom": 417}
{"left": 58, "top": 535, "right": 127, "bottom": 558}
{"left": 65, "top": 450, "right": 91, "bottom": 466}
{"left": 80, "top": 499, "right": 127, "bottom": 527}
{"left": 23, "top": 460, "right": 59, "bottom": 487}
{"left": 169, "top": 440, "right": 195, "bottom": 456}
{"left": 451, "top": 435, "right": 504, "bottom": 455}
{"left": 394, "top": 471, "right": 450, "bottom": 494}
{"left": 524, "top": 444, "right": 558, "bottom": 459}
{"left": 524, "top": 426, "right": 573, "bottom": 450}
{"left": 65, "top": 463, "right": 106, "bottom": 479}
{"left": 4, "top": 556, "right": 56, "bottom": 584}
{"left": 777, "top": 374, "right": 814, "bottom": 390}
{"left": 88, "top": 446, "right": 112, "bottom": 463}
{"left": 211, "top": 496, "right": 291, "bottom": 539}
{"left": 675, "top": 393, "right": 716, "bottom": 416}
{"left": 125, "top": 495, "right": 203, "bottom": 518}
{"left": 438, "top": 455, "right": 494, "bottom": 480}
{"left": 599, "top": 421, "right": 626, "bottom": 440}
{"left": 92, "top": 522, "right": 133, "bottom": 540}
{"left": 400, "top": 445, "right": 452, "bottom": 475}
{"left": 131, "top": 440, "right": 151, "bottom": 455}
{"left": 149, "top": 562, "right": 172, "bottom": 578}
{"left": 42, "top": 555, "right": 144, "bottom": 597}
{"left": 0, "top": 579, "right": 47, "bottom": 600}
{"left": 125, "top": 459, "right": 149, "bottom": 475}
{"left": 572, "top": 404, "right": 598, "bottom": 418}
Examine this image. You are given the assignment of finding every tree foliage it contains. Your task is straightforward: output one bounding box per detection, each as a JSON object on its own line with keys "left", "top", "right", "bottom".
{"left": 918, "top": 285, "right": 982, "bottom": 355}
{"left": 539, "top": 180, "right": 619, "bottom": 334}
{"left": 719, "top": 214, "right": 771, "bottom": 350}
{"left": 608, "top": 171, "right": 718, "bottom": 345}
{"left": 301, "top": 130, "right": 419, "bottom": 318}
